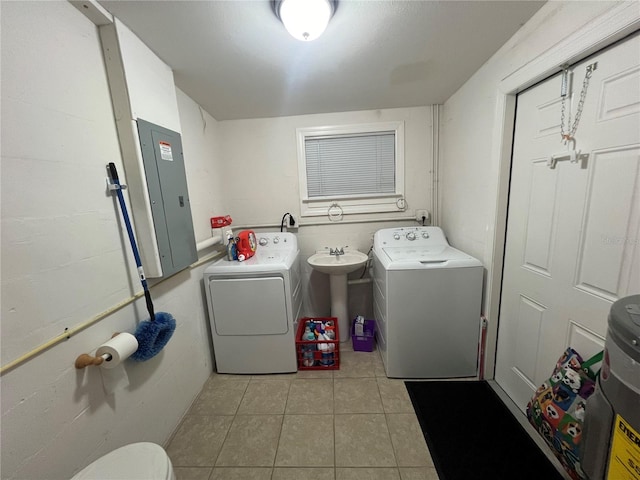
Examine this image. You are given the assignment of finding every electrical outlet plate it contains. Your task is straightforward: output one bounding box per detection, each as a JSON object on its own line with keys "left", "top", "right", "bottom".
{"left": 415, "top": 209, "right": 429, "bottom": 224}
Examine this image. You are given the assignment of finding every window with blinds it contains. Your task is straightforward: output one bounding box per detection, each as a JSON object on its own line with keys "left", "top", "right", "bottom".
{"left": 305, "top": 133, "right": 395, "bottom": 198}
{"left": 296, "top": 121, "right": 405, "bottom": 217}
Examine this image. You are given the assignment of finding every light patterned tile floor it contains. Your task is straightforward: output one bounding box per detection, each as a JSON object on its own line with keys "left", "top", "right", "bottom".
{"left": 168, "top": 343, "right": 440, "bottom": 480}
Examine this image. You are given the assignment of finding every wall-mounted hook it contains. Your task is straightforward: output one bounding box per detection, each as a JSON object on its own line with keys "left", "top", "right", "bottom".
{"left": 106, "top": 178, "right": 127, "bottom": 192}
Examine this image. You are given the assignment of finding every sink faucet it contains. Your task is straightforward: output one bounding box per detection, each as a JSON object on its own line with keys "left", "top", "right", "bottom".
{"left": 330, "top": 247, "right": 345, "bottom": 256}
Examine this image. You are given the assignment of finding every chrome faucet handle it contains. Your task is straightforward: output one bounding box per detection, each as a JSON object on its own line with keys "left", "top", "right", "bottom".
{"left": 329, "top": 248, "right": 336, "bottom": 255}
{"left": 337, "top": 247, "right": 344, "bottom": 255}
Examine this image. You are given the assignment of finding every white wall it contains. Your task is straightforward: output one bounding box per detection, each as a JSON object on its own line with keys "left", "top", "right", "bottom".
{"left": 0, "top": 3, "right": 218, "bottom": 478}
{"left": 176, "top": 88, "right": 227, "bottom": 244}
{"left": 217, "top": 107, "right": 433, "bottom": 318}
{"left": 439, "top": 1, "right": 637, "bottom": 375}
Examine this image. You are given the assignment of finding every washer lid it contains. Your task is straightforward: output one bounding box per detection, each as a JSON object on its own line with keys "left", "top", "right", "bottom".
{"left": 383, "top": 245, "right": 476, "bottom": 262}
{"left": 377, "top": 245, "right": 481, "bottom": 269}
{"left": 71, "top": 442, "right": 172, "bottom": 480}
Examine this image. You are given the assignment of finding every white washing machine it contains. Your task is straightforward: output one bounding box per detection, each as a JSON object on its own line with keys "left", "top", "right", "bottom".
{"left": 204, "top": 232, "right": 302, "bottom": 374}
{"left": 372, "top": 226, "right": 483, "bottom": 378}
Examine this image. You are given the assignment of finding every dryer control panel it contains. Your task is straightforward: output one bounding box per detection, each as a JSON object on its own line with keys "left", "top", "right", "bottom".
{"left": 254, "top": 232, "right": 297, "bottom": 252}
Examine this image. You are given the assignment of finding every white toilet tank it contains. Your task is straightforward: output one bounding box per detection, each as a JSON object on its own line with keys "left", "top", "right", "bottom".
{"left": 71, "top": 442, "right": 175, "bottom": 480}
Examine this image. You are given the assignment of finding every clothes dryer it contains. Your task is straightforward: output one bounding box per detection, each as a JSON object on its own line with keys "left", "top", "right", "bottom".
{"left": 204, "top": 232, "right": 302, "bottom": 374}
{"left": 372, "top": 226, "right": 483, "bottom": 378}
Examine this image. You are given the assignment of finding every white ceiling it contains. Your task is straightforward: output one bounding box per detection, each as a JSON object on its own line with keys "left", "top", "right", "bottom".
{"left": 98, "top": 0, "right": 545, "bottom": 121}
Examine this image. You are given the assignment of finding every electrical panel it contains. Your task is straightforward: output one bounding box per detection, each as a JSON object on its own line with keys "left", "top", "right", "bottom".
{"left": 137, "top": 119, "right": 197, "bottom": 277}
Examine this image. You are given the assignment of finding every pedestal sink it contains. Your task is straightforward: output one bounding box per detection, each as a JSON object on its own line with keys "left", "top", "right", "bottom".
{"left": 307, "top": 250, "right": 368, "bottom": 343}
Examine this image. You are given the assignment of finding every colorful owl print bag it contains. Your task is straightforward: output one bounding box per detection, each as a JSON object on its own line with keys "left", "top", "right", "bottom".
{"left": 526, "top": 347, "right": 603, "bottom": 480}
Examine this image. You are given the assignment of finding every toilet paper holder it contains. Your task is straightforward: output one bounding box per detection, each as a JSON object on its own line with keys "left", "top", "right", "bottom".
{"left": 74, "top": 332, "right": 119, "bottom": 369}
{"left": 75, "top": 352, "right": 112, "bottom": 369}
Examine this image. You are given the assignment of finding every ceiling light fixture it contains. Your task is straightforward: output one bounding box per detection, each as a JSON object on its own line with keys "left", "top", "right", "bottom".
{"left": 273, "top": 0, "right": 337, "bottom": 42}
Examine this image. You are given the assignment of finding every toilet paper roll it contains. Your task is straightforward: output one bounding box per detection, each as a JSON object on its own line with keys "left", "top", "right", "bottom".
{"left": 96, "top": 332, "right": 138, "bottom": 369}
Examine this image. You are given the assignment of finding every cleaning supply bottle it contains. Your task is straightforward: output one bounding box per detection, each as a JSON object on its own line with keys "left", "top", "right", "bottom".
{"left": 227, "top": 236, "right": 237, "bottom": 261}
{"left": 327, "top": 341, "right": 335, "bottom": 366}
{"left": 303, "top": 325, "right": 316, "bottom": 366}
{"left": 302, "top": 345, "right": 314, "bottom": 366}
{"left": 304, "top": 326, "right": 316, "bottom": 342}
{"left": 325, "top": 325, "right": 335, "bottom": 340}
{"left": 318, "top": 334, "right": 331, "bottom": 366}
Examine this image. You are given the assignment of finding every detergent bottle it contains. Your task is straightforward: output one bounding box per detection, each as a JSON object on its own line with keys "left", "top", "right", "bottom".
{"left": 236, "top": 230, "right": 257, "bottom": 262}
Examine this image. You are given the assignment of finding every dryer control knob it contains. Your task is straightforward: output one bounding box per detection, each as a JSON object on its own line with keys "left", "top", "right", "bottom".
{"left": 393, "top": 233, "right": 401, "bottom": 240}
{"left": 273, "top": 237, "right": 280, "bottom": 244}
{"left": 259, "top": 237, "right": 268, "bottom": 246}
{"left": 422, "top": 232, "right": 430, "bottom": 239}
{"left": 406, "top": 232, "right": 416, "bottom": 241}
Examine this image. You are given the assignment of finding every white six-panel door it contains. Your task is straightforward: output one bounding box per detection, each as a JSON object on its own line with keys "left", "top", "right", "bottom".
{"left": 495, "top": 34, "right": 640, "bottom": 410}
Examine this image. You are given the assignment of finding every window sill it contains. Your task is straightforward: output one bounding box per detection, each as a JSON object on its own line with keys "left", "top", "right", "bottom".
{"left": 301, "top": 195, "right": 405, "bottom": 217}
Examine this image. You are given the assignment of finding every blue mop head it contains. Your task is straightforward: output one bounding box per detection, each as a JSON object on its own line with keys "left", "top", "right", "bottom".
{"left": 130, "top": 312, "right": 176, "bottom": 361}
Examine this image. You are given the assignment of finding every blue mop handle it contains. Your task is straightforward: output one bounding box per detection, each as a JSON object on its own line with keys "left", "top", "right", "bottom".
{"left": 108, "top": 162, "right": 156, "bottom": 322}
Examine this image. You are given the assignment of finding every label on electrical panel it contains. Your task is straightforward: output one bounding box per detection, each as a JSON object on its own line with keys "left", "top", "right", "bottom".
{"left": 159, "top": 141, "right": 173, "bottom": 161}
{"left": 607, "top": 414, "right": 640, "bottom": 480}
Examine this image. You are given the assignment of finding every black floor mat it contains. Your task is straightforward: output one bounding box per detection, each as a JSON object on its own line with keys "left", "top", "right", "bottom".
{"left": 405, "top": 380, "right": 565, "bottom": 480}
